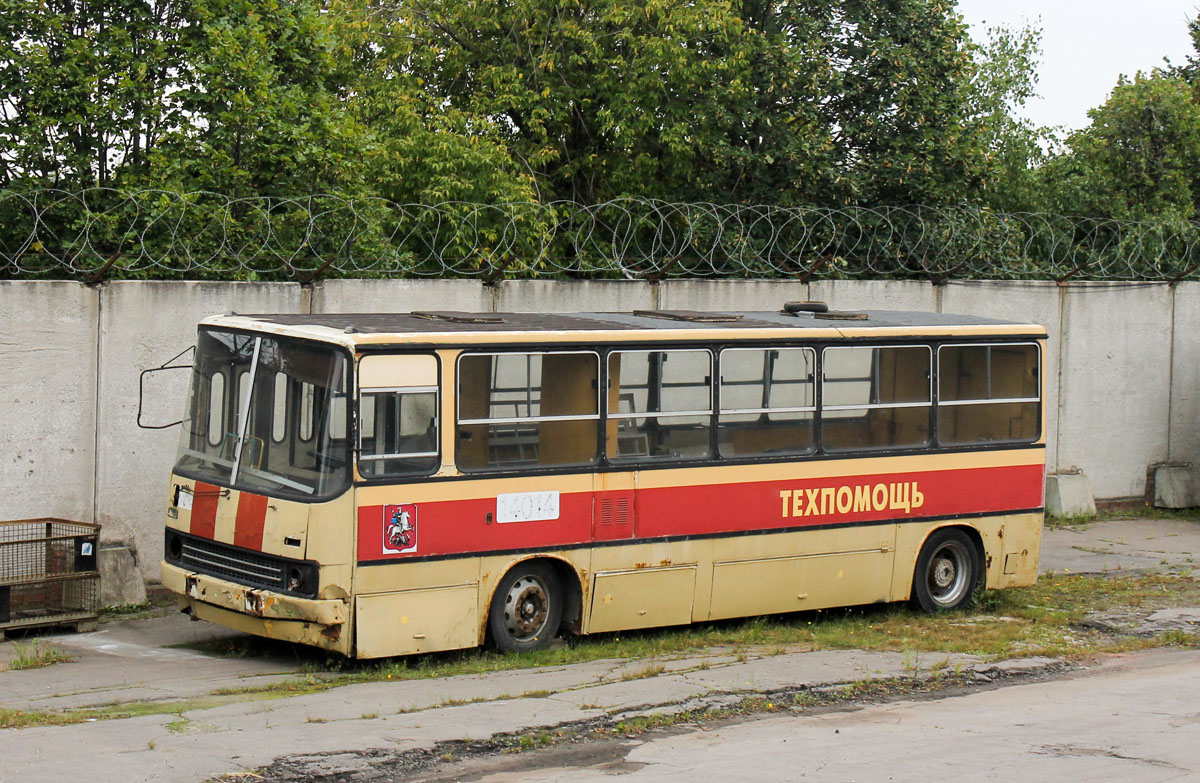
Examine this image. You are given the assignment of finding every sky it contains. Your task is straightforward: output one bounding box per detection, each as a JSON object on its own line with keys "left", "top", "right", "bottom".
{"left": 956, "top": 0, "right": 1199, "bottom": 132}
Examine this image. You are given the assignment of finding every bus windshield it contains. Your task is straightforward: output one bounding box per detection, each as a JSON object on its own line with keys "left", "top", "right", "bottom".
{"left": 174, "top": 329, "right": 351, "bottom": 500}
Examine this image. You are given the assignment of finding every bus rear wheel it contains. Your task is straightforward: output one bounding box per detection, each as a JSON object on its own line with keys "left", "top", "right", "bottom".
{"left": 911, "top": 529, "right": 980, "bottom": 612}
{"left": 488, "top": 563, "right": 563, "bottom": 653}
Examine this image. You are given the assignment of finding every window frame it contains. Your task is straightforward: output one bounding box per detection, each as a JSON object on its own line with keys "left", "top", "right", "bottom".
{"left": 357, "top": 385, "right": 442, "bottom": 465}
{"left": 456, "top": 350, "right": 602, "bottom": 427}
{"left": 820, "top": 344, "right": 933, "bottom": 414}
{"left": 935, "top": 342, "right": 1042, "bottom": 408}
{"left": 606, "top": 348, "right": 714, "bottom": 421}
{"left": 718, "top": 346, "right": 817, "bottom": 417}
{"left": 453, "top": 349, "right": 603, "bottom": 473}
{"left": 819, "top": 343, "right": 933, "bottom": 453}
{"left": 355, "top": 352, "right": 443, "bottom": 480}
{"left": 935, "top": 341, "right": 1042, "bottom": 447}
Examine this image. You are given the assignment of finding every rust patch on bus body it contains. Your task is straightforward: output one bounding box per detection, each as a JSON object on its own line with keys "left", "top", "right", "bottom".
{"left": 243, "top": 589, "right": 280, "bottom": 617}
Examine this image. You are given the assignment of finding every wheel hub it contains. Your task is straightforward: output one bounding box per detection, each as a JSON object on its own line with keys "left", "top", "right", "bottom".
{"left": 505, "top": 577, "right": 548, "bottom": 639}
{"left": 932, "top": 557, "right": 956, "bottom": 590}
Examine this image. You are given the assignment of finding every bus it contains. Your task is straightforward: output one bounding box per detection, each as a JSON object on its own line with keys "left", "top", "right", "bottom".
{"left": 160, "top": 304, "right": 1045, "bottom": 658}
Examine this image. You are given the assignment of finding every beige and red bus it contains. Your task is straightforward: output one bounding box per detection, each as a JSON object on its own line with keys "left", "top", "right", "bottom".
{"left": 160, "top": 305, "right": 1045, "bottom": 658}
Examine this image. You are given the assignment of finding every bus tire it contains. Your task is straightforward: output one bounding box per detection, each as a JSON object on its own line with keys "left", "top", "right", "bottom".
{"left": 488, "top": 562, "right": 563, "bottom": 653}
{"left": 910, "top": 528, "right": 979, "bottom": 613}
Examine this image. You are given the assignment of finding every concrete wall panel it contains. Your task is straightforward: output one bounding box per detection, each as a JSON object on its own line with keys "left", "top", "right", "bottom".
{"left": 94, "top": 282, "right": 302, "bottom": 577}
{"left": 659, "top": 280, "right": 809, "bottom": 312}
{"left": 940, "top": 282, "right": 1064, "bottom": 471}
{"left": 312, "top": 279, "right": 486, "bottom": 313}
{"left": 1056, "top": 283, "right": 1173, "bottom": 499}
{"left": 808, "top": 280, "right": 938, "bottom": 313}
{"left": 0, "top": 282, "right": 98, "bottom": 524}
{"left": 496, "top": 280, "right": 654, "bottom": 313}
{"left": 1169, "top": 282, "right": 1200, "bottom": 466}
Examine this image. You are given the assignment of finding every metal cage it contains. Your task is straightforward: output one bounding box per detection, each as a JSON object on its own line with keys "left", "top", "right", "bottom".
{"left": 0, "top": 518, "right": 101, "bottom": 638}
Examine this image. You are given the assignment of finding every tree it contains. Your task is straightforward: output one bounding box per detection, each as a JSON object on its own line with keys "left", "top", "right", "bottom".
{"left": 144, "top": 0, "right": 371, "bottom": 196}
{"left": 0, "top": 0, "right": 187, "bottom": 188}
{"left": 1046, "top": 73, "right": 1200, "bottom": 219}
{"left": 379, "top": 0, "right": 1016, "bottom": 207}
{"left": 964, "top": 23, "right": 1053, "bottom": 213}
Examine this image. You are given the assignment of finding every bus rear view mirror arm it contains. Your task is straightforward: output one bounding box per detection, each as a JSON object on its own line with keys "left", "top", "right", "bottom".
{"left": 138, "top": 345, "right": 195, "bottom": 430}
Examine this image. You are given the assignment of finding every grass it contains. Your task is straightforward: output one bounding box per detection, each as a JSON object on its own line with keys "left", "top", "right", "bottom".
{"left": 620, "top": 663, "right": 666, "bottom": 681}
{"left": 171, "top": 571, "right": 1200, "bottom": 702}
{"left": 7, "top": 639, "right": 74, "bottom": 670}
{"left": 1046, "top": 505, "right": 1200, "bottom": 528}
{"left": 100, "top": 593, "right": 177, "bottom": 623}
{"left": 0, "top": 677, "right": 333, "bottom": 729}
{"left": 183, "top": 571, "right": 1200, "bottom": 686}
{"left": 4, "top": 570, "right": 1200, "bottom": 731}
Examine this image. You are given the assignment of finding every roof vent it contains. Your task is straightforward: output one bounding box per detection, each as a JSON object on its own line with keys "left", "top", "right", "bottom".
{"left": 814, "top": 311, "right": 869, "bottom": 321}
{"left": 411, "top": 311, "right": 506, "bottom": 324}
{"left": 633, "top": 310, "right": 743, "bottom": 323}
{"left": 783, "top": 301, "right": 829, "bottom": 314}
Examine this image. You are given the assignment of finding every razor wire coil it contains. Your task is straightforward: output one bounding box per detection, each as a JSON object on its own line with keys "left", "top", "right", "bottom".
{"left": 3, "top": 188, "right": 1199, "bottom": 283}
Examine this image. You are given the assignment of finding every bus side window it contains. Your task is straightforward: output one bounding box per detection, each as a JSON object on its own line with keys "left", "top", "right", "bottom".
{"left": 607, "top": 349, "right": 712, "bottom": 462}
{"left": 359, "top": 391, "right": 438, "bottom": 477}
{"left": 718, "top": 347, "right": 815, "bottom": 458}
{"left": 822, "top": 346, "right": 931, "bottom": 451}
{"left": 937, "top": 344, "right": 1040, "bottom": 444}
{"left": 357, "top": 354, "right": 440, "bottom": 478}
{"left": 456, "top": 351, "right": 599, "bottom": 471}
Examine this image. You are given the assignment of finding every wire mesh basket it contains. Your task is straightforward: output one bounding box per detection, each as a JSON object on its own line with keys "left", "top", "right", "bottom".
{"left": 0, "top": 518, "right": 101, "bottom": 637}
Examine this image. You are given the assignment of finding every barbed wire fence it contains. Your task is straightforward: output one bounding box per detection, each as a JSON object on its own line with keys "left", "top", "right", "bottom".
{"left": 3, "top": 188, "right": 1199, "bottom": 283}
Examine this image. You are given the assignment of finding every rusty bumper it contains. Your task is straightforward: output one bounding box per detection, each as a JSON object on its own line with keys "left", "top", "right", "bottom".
{"left": 160, "top": 561, "right": 346, "bottom": 625}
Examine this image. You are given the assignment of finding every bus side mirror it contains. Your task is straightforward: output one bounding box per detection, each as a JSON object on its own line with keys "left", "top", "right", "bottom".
{"left": 138, "top": 346, "right": 196, "bottom": 430}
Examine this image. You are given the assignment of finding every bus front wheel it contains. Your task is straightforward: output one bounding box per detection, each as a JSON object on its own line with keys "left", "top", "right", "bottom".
{"left": 488, "top": 563, "right": 563, "bottom": 653}
{"left": 911, "top": 529, "right": 980, "bottom": 612}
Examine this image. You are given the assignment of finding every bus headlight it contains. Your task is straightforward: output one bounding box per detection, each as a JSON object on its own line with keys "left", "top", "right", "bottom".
{"left": 287, "top": 565, "right": 312, "bottom": 594}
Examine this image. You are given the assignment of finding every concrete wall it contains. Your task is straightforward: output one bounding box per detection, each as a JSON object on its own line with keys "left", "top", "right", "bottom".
{"left": 1055, "top": 284, "right": 1175, "bottom": 498}
{"left": 0, "top": 278, "right": 1192, "bottom": 581}
{"left": 0, "top": 282, "right": 98, "bottom": 524}
{"left": 94, "top": 282, "right": 303, "bottom": 573}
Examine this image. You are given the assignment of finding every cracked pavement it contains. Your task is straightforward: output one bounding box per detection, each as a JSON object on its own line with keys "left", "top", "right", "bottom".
{"left": 1, "top": 516, "right": 1199, "bottom": 783}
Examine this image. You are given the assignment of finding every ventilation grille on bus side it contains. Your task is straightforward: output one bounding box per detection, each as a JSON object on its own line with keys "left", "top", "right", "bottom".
{"left": 599, "top": 497, "right": 632, "bottom": 526}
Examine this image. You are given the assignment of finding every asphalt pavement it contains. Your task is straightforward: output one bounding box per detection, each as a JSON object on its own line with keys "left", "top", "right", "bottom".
{"left": 0, "top": 515, "right": 1196, "bottom": 783}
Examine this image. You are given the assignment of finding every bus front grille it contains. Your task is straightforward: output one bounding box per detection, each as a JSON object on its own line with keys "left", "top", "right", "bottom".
{"left": 165, "top": 530, "right": 317, "bottom": 598}
{"left": 182, "top": 540, "right": 282, "bottom": 586}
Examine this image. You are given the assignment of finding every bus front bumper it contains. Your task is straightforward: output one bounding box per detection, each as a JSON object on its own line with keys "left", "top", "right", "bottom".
{"left": 161, "top": 562, "right": 348, "bottom": 646}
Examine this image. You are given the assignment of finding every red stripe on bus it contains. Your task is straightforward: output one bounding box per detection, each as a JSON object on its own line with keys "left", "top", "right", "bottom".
{"left": 636, "top": 463, "right": 1044, "bottom": 538}
{"left": 190, "top": 481, "right": 220, "bottom": 539}
{"left": 355, "top": 463, "right": 1044, "bottom": 562}
{"left": 234, "top": 492, "right": 269, "bottom": 551}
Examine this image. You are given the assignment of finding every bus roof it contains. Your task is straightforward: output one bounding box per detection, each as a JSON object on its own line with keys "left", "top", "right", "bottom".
{"left": 203, "top": 308, "right": 1047, "bottom": 348}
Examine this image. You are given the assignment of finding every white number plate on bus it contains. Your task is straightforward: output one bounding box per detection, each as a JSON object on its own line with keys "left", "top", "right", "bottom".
{"left": 496, "top": 491, "right": 560, "bottom": 523}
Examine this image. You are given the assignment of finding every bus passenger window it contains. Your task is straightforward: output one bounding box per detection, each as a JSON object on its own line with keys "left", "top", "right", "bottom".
{"left": 359, "top": 390, "right": 439, "bottom": 477}
{"left": 299, "top": 382, "right": 315, "bottom": 442}
{"left": 206, "top": 373, "right": 225, "bottom": 447}
{"left": 456, "top": 352, "right": 599, "bottom": 471}
{"left": 272, "top": 372, "right": 287, "bottom": 443}
{"left": 822, "top": 346, "right": 930, "bottom": 451}
{"left": 608, "top": 350, "right": 712, "bottom": 463}
{"left": 937, "top": 344, "right": 1040, "bottom": 445}
{"left": 718, "top": 347, "right": 815, "bottom": 458}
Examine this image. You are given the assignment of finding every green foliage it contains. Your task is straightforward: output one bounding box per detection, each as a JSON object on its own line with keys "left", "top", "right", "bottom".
{"left": 0, "top": 0, "right": 187, "bottom": 188}
{"left": 388, "top": 0, "right": 1017, "bottom": 208}
{"left": 23, "top": 0, "right": 1200, "bottom": 283}
{"left": 1049, "top": 73, "right": 1200, "bottom": 220}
